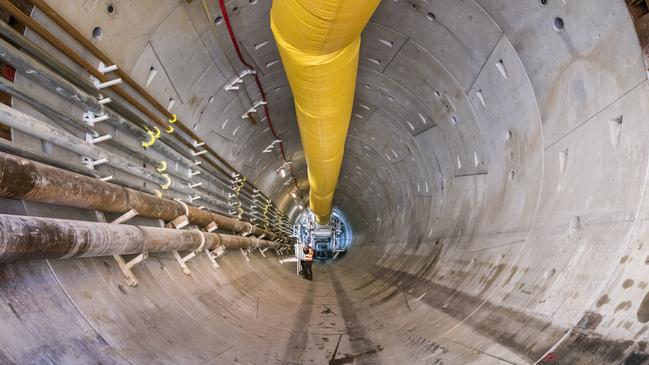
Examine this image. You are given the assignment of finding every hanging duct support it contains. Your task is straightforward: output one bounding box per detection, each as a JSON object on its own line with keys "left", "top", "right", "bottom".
{"left": 270, "top": 0, "right": 380, "bottom": 224}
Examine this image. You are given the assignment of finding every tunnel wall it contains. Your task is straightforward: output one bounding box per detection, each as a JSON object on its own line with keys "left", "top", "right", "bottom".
{"left": 1, "top": 0, "right": 649, "bottom": 364}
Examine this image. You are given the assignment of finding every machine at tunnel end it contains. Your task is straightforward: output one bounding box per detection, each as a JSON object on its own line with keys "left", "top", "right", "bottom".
{"left": 294, "top": 209, "right": 351, "bottom": 261}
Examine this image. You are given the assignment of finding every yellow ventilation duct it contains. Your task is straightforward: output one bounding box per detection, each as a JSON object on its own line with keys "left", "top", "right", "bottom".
{"left": 270, "top": 0, "right": 380, "bottom": 225}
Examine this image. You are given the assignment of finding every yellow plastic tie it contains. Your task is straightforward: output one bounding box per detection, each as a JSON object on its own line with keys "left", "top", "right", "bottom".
{"left": 165, "top": 125, "right": 174, "bottom": 134}
{"left": 168, "top": 114, "right": 177, "bottom": 124}
{"left": 155, "top": 160, "right": 168, "bottom": 173}
{"left": 159, "top": 173, "right": 171, "bottom": 190}
{"left": 141, "top": 127, "right": 161, "bottom": 149}
{"left": 153, "top": 190, "right": 163, "bottom": 198}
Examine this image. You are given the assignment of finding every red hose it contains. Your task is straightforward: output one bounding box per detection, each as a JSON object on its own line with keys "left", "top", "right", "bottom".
{"left": 217, "top": 0, "right": 301, "bottom": 194}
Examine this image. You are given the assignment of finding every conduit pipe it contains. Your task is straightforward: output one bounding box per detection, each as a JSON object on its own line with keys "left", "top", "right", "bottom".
{"left": 0, "top": 151, "right": 285, "bottom": 242}
{"left": 270, "top": 0, "right": 380, "bottom": 224}
{"left": 1, "top": 1, "right": 286, "bottom": 215}
{"left": 0, "top": 213, "right": 281, "bottom": 262}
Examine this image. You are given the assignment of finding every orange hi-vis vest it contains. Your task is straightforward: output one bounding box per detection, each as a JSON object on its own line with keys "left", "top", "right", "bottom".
{"left": 304, "top": 248, "right": 314, "bottom": 262}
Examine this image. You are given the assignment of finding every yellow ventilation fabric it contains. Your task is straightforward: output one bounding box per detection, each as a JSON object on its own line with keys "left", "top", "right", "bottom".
{"left": 270, "top": 0, "right": 380, "bottom": 225}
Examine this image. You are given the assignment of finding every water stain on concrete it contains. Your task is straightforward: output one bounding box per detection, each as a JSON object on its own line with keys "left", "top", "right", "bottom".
{"left": 615, "top": 300, "right": 633, "bottom": 313}
{"left": 637, "top": 291, "right": 649, "bottom": 323}
{"left": 596, "top": 294, "right": 610, "bottom": 307}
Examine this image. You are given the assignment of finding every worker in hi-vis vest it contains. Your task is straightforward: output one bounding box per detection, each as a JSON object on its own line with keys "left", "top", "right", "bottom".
{"left": 302, "top": 244, "right": 314, "bottom": 280}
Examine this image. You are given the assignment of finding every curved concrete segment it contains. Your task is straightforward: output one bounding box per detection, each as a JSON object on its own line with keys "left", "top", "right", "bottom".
{"left": 1, "top": 0, "right": 649, "bottom": 364}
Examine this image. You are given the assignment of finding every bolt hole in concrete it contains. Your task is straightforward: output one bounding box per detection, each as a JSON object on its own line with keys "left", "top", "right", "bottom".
{"left": 215, "top": 16, "right": 223, "bottom": 25}
{"left": 92, "top": 26, "right": 102, "bottom": 41}
{"left": 553, "top": 17, "right": 565, "bottom": 31}
{"left": 117, "top": 284, "right": 127, "bottom": 295}
{"left": 107, "top": 4, "right": 115, "bottom": 14}
{"left": 249, "top": 0, "right": 257, "bottom": 4}
{"left": 540, "top": 0, "right": 548, "bottom": 5}
{"left": 232, "top": 6, "right": 239, "bottom": 13}
{"left": 427, "top": 12, "right": 436, "bottom": 21}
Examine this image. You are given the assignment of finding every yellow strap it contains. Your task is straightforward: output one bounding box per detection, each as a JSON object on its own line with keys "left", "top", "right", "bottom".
{"left": 155, "top": 160, "right": 168, "bottom": 173}
{"left": 159, "top": 173, "right": 171, "bottom": 190}
{"left": 141, "top": 127, "right": 161, "bottom": 149}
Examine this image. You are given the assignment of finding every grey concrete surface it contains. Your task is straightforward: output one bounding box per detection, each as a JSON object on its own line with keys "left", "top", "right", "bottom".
{"left": 2, "top": 0, "right": 649, "bottom": 363}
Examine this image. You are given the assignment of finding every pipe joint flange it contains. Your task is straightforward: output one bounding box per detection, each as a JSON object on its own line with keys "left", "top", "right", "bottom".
{"left": 174, "top": 198, "right": 190, "bottom": 216}
{"left": 240, "top": 222, "right": 254, "bottom": 237}
{"left": 194, "top": 230, "right": 206, "bottom": 253}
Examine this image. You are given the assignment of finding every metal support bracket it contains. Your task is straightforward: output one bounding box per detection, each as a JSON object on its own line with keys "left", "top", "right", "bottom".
{"left": 258, "top": 247, "right": 269, "bottom": 257}
{"left": 241, "top": 100, "right": 268, "bottom": 119}
{"left": 165, "top": 211, "right": 202, "bottom": 276}
{"left": 91, "top": 75, "right": 122, "bottom": 89}
{"left": 81, "top": 156, "right": 108, "bottom": 169}
{"left": 204, "top": 221, "right": 218, "bottom": 232}
{"left": 105, "top": 209, "right": 148, "bottom": 287}
{"left": 86, "top": 132, "right": 112, "bottom": 144}
{"left": 112, "top": 209, "right": 138, "bottom": 224}
{"left": 240, "top": 248, "right": 250, "bottom": 262}
{"left": 114, "top": 252, "right": 148, "bottom": 287}
{"left": 83, "top": 111, "right": 109, "bottom": 126}
{"left": 172, "top": 250, "right": 195, "bottom": 276}
{"left": 224, "top": 69, "right": 256, "bottom": 91}
{"left": 171, "top": 229, "right": 206, "bottom": 275}
{"left": 205, "top": 244, "right": 225, "bottom": 270}
{"left": 98, "top": 61, "right": 118, "bottom": 74}
{"left": 167, "top": 215, "right": 189, "bottom": 229}
{"left": 187, "top": 195, "right": 201, "bottom": 203}
{"left": 263, "top": 139, "right": 282, "bottom": 153}
{"left": 241, "top": 223, "right": 253, "bottom": 237}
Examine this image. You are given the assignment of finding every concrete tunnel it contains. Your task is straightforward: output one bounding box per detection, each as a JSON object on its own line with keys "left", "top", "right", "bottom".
{"left": 1, "top": 0, "right": 649, "bottom": 364}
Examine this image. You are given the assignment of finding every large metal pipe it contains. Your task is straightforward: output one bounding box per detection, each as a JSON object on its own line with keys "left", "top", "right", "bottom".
{"left": 0, "top": 151, "right": 284, "bottom": 241}
{"left": 0, "top": 213, "right": 280, "bottom": 262}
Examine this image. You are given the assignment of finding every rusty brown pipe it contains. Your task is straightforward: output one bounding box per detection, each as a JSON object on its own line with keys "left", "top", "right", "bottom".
{"left": 0, "top": 151, "right": 285, "bottom": 242}
{"left": 0, "top": 213, "right": 280, "bottom": 262}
